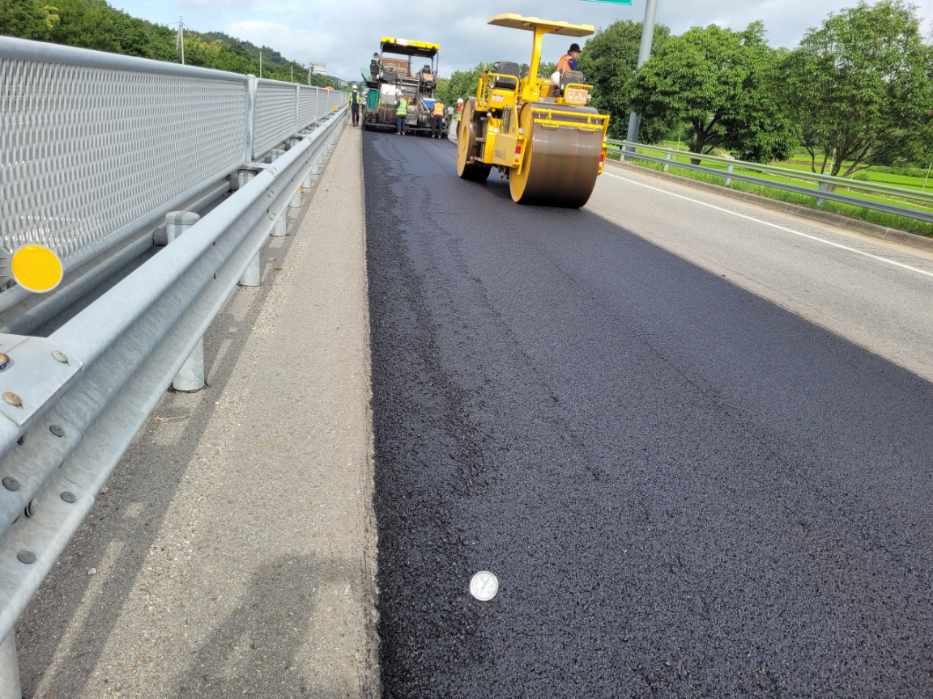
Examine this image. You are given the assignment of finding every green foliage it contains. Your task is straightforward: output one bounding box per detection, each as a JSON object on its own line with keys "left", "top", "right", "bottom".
{"left": 436, "top": 65, "right": 484, "bottom": 105}
{"left": 629, "top": 22, "right": 793, "bottom": 162}
{"left": 779, "top": 0, "right": 931, "bottom": 176}
{"left": 0, "top": 0, "right": 338, "bottom": 86}
{"left": 577, "top": 20, "right": 671, "bottom": 138}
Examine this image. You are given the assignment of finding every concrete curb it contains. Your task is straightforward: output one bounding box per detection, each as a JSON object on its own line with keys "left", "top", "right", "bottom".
{"left": 608, "top": 160, "right": 933, "bottom": 253}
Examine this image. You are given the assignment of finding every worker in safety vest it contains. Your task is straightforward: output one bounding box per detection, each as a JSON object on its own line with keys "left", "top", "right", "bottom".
{"left": 431, "top": 99, "right": 445, "bottom": 139}
{"left": 395, "top": 96, "right": 408, "bottom": 135}
{"left": 349, "top": 86, "right": 362, "bottom": 127}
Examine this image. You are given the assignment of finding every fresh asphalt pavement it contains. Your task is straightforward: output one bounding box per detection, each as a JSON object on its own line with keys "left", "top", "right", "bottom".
{"left": 364, "top": 131, "right": 933, "bottom": 697}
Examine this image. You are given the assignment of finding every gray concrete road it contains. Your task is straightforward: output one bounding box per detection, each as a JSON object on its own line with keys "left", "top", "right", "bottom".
{"left": 596, "top": 164, "right": 933, "bottom": 384}
{"left": 365, "top": 133, "right": 933, "bottom": 697}
{"left": 17, "top": 124, "right": 379, "bottom": 698}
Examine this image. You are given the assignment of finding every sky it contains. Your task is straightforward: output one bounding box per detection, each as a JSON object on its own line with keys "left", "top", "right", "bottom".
{"left": 114, "top": 0, "right": 933, "bottom": 80}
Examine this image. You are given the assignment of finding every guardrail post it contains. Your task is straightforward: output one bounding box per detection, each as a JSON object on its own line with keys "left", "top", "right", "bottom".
{"left": 663, "top": 152, "right": 672, "bottom": 172}
{"left": 239, "top": 251, "right": 262, "bottom": 287}
{"left": 1, "top": 631, "right": 22, "bottom": 699}
{"left": 234, "top": 170, "right": 263, "bottom": 285}
{"left": 725, "top": 162, "right": 734, "bottom": 187}
{"left": 272, "top": 212, "right": 287, "bottom": 238}
{"left": 289, "top": 186, "right": 302, "bottom": 210}
{"left": 174, "top": 337, "right": 205, "bottom": 393}
{"left": 816, "top": 181, "right": 830, "bottom": 207}
{"left": 162, "top": 211, "right": 206, "bottom": 392}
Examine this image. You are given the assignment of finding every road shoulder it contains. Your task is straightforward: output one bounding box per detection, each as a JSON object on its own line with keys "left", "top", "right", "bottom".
{"left": 18, "top": 123, "right": 380, "bottom": 697}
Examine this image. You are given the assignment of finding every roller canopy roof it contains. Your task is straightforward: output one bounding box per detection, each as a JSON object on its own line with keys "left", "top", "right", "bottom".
{"left": 380, "top": 37, "right": 440, "bottom": 57}
{"left": 487, "top": 14, "right": 596, "bottom": 37}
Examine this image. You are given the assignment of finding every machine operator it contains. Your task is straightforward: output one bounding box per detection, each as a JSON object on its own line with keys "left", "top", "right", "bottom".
{"left": 551, "top": 43, "right": 582, "bottom": 94}
{"left": 557, "top": 43, "right": 581, "bottom": 74}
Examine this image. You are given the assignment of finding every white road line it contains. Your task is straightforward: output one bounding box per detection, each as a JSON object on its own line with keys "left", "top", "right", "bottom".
{"left": 604, "top": 172, "right": 933, "bottom": 282}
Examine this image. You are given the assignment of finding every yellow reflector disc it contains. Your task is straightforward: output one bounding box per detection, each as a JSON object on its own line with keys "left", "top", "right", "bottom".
{"left": 11, "top": 244, "right": 64, "bottom": 294}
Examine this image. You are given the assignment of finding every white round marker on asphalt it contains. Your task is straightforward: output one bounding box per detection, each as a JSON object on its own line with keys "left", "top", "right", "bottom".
{"left": 469, "top": 571, "right": 499, "bottom": 601}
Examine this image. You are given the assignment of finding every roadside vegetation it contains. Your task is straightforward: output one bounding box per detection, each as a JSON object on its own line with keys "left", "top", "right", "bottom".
{"left": 0, "top": 0, "right": 338, "bottom": 87}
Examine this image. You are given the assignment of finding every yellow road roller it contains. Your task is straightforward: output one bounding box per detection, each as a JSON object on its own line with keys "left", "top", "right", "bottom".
{"left": 456, "top": 14, "right": 610, "bottom": 208}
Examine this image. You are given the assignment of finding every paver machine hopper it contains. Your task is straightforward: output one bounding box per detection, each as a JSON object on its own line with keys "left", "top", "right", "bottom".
{"left": 364, "top": 37, "right": 442, "bottom": 135}
{"left": 456, "top": 14, "right": 610, "bottom": 207}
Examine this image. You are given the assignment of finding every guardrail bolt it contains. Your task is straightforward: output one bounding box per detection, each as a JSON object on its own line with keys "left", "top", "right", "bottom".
{"left": 0, "top": 353, "right": 10, "bottom": 371}
{"left": 60, "top": 491, "right": 77, "bottom": 504}
{"left": 16, "top": 551, "right": 36, "bottom": 565}
{"left": 49, "top": 424, "right": 65, "bottom": 438}
{"left": 51, "top": 350, "right": 69, "bottom": 365}
{"left": 2, "top": 477, "right": 20, "bottom": 492}
{"left": 2, "top": 392, "right": 22, "bottom": 408}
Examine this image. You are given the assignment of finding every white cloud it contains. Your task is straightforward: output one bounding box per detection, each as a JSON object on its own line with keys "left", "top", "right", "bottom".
{"left": 116, "top": 0, "right": 933, "bottom": 80}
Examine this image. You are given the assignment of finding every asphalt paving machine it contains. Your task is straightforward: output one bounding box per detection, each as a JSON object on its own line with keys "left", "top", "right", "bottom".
{"left": 456, "top": 14, "right": 610, "bottom": 207}
{"left": 363, "top": 37, "right": 443, "bottom": 135}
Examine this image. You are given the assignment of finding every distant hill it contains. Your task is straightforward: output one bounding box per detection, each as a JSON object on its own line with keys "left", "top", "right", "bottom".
{"left": 0, "top": 0, "right": 338, "bottom": 87}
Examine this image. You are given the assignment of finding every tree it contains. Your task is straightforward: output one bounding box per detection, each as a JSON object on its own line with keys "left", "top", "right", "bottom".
{"left": 628, "top": 22, "right": 792, "bottom": 161}
{"left": 780, "top": 0, "right": 932, "bottom": 176}
{"left": 436, "top": 65, "right": 484, "bottom": 105}
{"left": 577, "top": 20, "right": 671, "bottom": 138}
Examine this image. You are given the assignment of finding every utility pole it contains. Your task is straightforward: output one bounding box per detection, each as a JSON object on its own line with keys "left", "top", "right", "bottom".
{"left": 307, "top": 65, "right": 312, "bottom": 84}
{"left": 626, "top": 0, "right": 658, "bottom": 144}
{"left": 176, "top": 17, "right": 185, "bottom": 65}
{"left": 290, "top": 65, "right": 294, "bottom": 82}
{"left": 259, "top": 50, "right": 263, "bottom": 78}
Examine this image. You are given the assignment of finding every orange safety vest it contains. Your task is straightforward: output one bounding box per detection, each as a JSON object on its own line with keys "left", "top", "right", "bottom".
{"left": 432, "top": 101, "right": 445, "bottom": 117}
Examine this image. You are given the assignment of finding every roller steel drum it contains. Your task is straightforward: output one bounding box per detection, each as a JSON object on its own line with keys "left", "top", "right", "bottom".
{"left": 509, "top": 102, "right": 603, "bottom": 208}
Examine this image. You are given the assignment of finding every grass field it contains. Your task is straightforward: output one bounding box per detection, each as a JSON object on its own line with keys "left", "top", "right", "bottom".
{"left": 607, "top": 143, "right": 933, "bottom": 237}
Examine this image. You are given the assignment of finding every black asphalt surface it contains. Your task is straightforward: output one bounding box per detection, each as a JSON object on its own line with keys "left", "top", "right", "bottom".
{"left": 363, "top": 131, "right": 933, "bottom": 697}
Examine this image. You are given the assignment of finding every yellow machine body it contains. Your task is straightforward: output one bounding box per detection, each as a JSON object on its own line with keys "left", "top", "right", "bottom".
{"left": 456, "top": 14, "right": 610, "bottom": 208}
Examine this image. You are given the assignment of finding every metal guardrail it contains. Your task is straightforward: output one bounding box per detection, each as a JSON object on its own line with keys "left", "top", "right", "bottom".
{"left": 0, "top": 37, "right": 345, "bottom": 302}
{"left": 254, "top": 78, "right": 338, "bottom": 160}
{"left": 0, "top": 37, "right": 348, "bottom": 696}
{"left": 610, "top": 140, "right": 933, "bottom": 224}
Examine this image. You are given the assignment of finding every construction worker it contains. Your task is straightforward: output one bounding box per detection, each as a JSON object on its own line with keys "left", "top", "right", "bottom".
{"left": 349, "top": 86, "right": 361, "bottom": 127}
{"left": 557, "top": 43, "right": 582, "bottom": 75}
{"left": 431, "top": 99, "right": 445, "bottom": 139}
{"left": 395, "top": 96, "right": 408, "bottom": 135}
{"left": 552, "top": 43, "right": 583, "bottom": 95}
